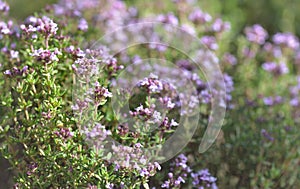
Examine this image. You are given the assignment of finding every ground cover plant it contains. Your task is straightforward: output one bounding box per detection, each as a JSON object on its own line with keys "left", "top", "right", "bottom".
{"left": 0, "top": 0, "right": 300, "bottom": 188}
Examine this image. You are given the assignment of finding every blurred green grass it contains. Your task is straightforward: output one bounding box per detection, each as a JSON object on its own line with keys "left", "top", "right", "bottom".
{"left": 7, "top": 0, "right": 57, "bottom": 19}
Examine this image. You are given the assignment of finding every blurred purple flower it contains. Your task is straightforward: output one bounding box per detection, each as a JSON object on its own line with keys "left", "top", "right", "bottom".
{"left": 0, "top": 0, "right": 9, "bottom": 14}
{"left": 10, "top": 50, "right": 19, "bottom": 59}
{"left": 261, "top": 129, "right": 274, "bottom": 142}
{"left": 273, "top": 32, "right": 300, "bottom": 50}
{"left": 211, "top": 18, "right": 231, "bottom": 33}
{"left": 189, "top": 8, "right": 212, "bottom": 24}
{"left": 54, "top": 128, "right": 74, "bottom": 139}
{"left": 191, "top": 169, "right": 218, "bottom": 189}
{"left": 244, "top": 24, "right": 268, "bottom": 45}
{"left": 262, "top": 61, "right": 289, "bottom": 75}
{"left": 0, "top": 21, "right": 11, "bottom": 35}
{"left": 157, "top": 13, "right": 179, "bottom": 25}
{"left": 201, "top": 36, "right": 218, "bottom": 50}
{"left": 222, "top": 53, "right": 237, "bottom": 65}
{"left": 78, "top": 18, "right": 88, "bottom": 31}
{"left": 290, "top": 98, "right": 299, "bottom": 106}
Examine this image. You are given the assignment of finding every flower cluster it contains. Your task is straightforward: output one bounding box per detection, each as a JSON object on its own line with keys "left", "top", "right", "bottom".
{"left": 31, "top": 48, "right": 61, "bottom": 63}
{"left": 273, "top": 32, "right": 300, "bottom": 50}
{"left": 262, "top": 96, "right": 284, "bottom": 106}
{"left": 161, "top": 154, "right": 192, "bottom": 188}
{"left": 3, "top": 65, "right": 28, "bottom": 77}
{"left": 111, "top": 143, "right": 161, "bottom": 178}
{"left": 191, "top": 169, "right": 218, "bottom": 189}
{"left": 84, "top": 123, "right": 112, "bottom": 145}
{"left": 189, "top": 8, "right": 212, "bottom": 25}
{"left": 2, "top": 0, "right": 300, "bottom": 188}
{"left": 54, "top": 127, "right": 74, "bottom": 140}
{"left": 20, "top": 16, "right": 58, "bottom": 38}
{"left": 262, "top": 61, "right": 289, "bottom": 76}
{"left": 244, "top": 24, "right": 268, "bottom": 45}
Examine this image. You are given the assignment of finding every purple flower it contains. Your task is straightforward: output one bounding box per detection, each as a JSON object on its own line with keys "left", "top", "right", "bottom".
{"left": 201, "top": 36, "right": 218, "bottom": 50}
{"left": 0, "top": 21, "right": 11, "bottom": 35}
{"left": 263, "top": 97, "right": 274, "bottom": 106}
{"left": 84, "top": 123, "right": 111, "bottom": 139}
{"left": 10, "top": 50, "right": 19, "bottom": 59}
{"left": 263, "top": 96, "right": 284, "bottom": 106}
{"left": 261, "top": 129, "right": 274, "bottom": 142}
{"left": 222, "top": 53, "right": 237, "bottom": 65}
{"left": 31, "top": 48, "right": 61, "bottom": 63}
{"left": 3, "top": 66, "right": 28, "bottom": 77}
{"left": 174, "top": 176, "right": 185, "bottom": 185}
{"left": 94, "top": 81, "right": 112, "bottom": 104}
{"left": 105, "top": 183, "right": 114, "bottom": 189}
{"left": 21, "top": 16, "right": 58, "bottom": 36}
{"left": 162, "top": 154, "right": 192, "bottom": 188}
{"left": 191, "top": 169, "right": 218, "bottom": 189}
{"left": 27, "top": 162, "right": 38, "bottom": 176}
{"left": 54, "top": 128, "right": 74, "bottom": 139}
{"left": 0, "top": 0, "right": 9, "bottom": 14}
{"left": 157, "top": 13, "right": 179, "bottom": 26}
{"left": 290, "top": 98, "right": 299, "bottom": 106}
{"left": 78, "top": 18, "right": 88, "bottom": 31}
{"left": 244, "top": 24, "right": 268, "bottom": 45}
{"left": 262, "top": 62, "right": 289, "bottom": 75}
{"left": 211, "top": 18, "right": 231, "bottom": 33}
{"left": 273, "top": 32, "right": 299, "bottom": 50}
{"left": 189, "top": 8, "right": 212, "bottom": 24}
{"left": 139, "top": 74, "right": 164, "bottom": 93}
{"left": 140, "top": 168, "right": 150, "bottom": 177}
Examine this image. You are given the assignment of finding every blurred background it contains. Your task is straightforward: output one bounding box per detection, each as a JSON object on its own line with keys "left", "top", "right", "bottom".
{"left": 6, "top": 0, "right": 300, "bottom": 36}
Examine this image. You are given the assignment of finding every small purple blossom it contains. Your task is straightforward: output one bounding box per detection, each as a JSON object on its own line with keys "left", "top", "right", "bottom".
{"left": 211, "top": 18, "right": 231, "bottom": 33}
{"left": 31, "top": 48, "right": 61, "bottom": 63}
{"left": 3, "top": 66, "right": 28, "bottom": 77}
{"left": 261, "top": 129, "right": 274, "bottom": 142}
{"left": 78, "top": 18, "right": 88, "bottom": 31}
{"left": 84, "top": 123, "right": 111, "bottom": 142}
{"left": 201, "top": 36, "right": 218, "bottom": 50}
{"left": 244, "top": 24, "right": 268, "bottom": 45}
{"left": 27, "top": 162, "right": 38, "bottom": 176}
{"left": 262, "top": 61, "right": 289, "bottom": 75}
{"left": 222, "top": 53, "right": 237, "bottom": 65}
{"left": 273, "top": 32, "right": 300, "bottom": 50}
{"left": 37, "top": 16, "right": 58, "bottom": 35}
{"left": 54, "top": 128, "right": 74, "bottom": 139}
{"left": 139, "top": 74, "right": 164, "bottom": 93}
{"left": 0, "top": 0, "right": 9, "bottom": 14}
{"left": 157, "top": 13, "right": 179, "bottom": 26}
{"left": 0, "top": 21, "right": 11, "bottom": 35}
{"left": 191, "top": 169, "right": 218, "bottom": 189}
{"left": 162, "top": 154, "right": 192, "bottom": 188}
{"left": 94, "top": 81, "right": 112, "bottom": 105}
{"left": 189, "top": 8, "right": 212, "bottom": 24}
{"left": 21, "top": 16, "right": 58, "bottom": 37}
{"left": 290, "top": 98, "right": 299, "bottom": 107}
{"left": 10, "top": 50, "right": 19, "bottom": 59}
